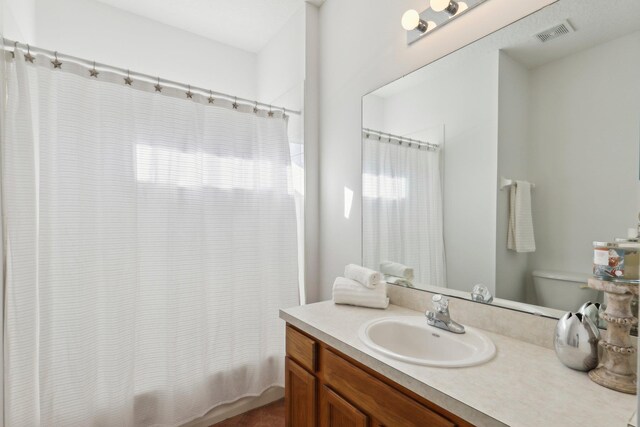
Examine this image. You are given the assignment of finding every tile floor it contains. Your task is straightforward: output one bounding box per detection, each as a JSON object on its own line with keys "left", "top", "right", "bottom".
{"left": 211, "top": 399, "right": 284, "bottom": 427}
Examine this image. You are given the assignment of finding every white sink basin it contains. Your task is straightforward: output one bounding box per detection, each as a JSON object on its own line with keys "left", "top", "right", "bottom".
{"left": 358, "top": 316, "right": 496, "bottom": 367}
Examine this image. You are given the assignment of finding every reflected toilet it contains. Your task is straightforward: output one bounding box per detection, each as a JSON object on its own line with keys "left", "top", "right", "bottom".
{"left": 532, "top": 270, "right": 600, "bottom": 312}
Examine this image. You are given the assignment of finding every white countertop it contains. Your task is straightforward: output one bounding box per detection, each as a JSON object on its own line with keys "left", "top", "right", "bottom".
{"left": 280, "top": 301, "right": 636, "bottom": 427}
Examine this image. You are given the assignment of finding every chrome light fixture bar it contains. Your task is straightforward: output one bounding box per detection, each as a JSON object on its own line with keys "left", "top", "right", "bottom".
{"left": 402, "top": 0, "right": 490, "bottom": 45}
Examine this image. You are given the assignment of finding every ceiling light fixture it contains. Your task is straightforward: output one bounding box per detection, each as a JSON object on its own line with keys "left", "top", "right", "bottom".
{"left": 456, "top": 2, "right": 469, "bottom": 14}
{"left": 431, "top": 0, "right": 459, "bottom": 15}
{"left": 401, "top": 0, "right": 490, "bottom": 45}
{"left": 401, "top": 9, "right": 429, "bottom": 33}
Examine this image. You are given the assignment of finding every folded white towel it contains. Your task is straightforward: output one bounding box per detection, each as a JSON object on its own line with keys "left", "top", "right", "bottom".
{"left": 380, "top": 261, "right": 414, "bottom": 281}
{"left": 344, "top": 264, "right": 381, "bottom": 289}
{"left": 507, "top": 180, "right": 536, "bottom": 253}
{"left": 333, "top": 277, "right": 388, "bottom": 309}
{"left": 384, "top": 275, "right": 413, "bottom": 287}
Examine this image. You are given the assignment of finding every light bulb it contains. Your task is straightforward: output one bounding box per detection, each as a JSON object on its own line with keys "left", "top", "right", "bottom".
{"left": 430, "top": 0, "right": 451, "bottom": 12}
{"left": 401, "top": 9, "right": 420, "bottom": 31}
{"left": 431, "top": 0, "right": 459, "bottom": 15}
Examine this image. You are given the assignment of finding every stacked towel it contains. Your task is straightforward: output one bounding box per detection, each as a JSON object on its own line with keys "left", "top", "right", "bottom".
{"left": 507, "top": 181, "right": 536, "bottom": 253}
{"left": 332, "top": 277, "right": 389, "bottom": 309}
{"left": 344, "top": 264, "right": 381, "bottom": 289}
{"left": 380, "top": 261, "right": 414, "bottom": 281}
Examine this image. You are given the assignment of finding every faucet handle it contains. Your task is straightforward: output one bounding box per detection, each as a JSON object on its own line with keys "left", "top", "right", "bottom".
{"left": 432, "top": 294, "right": 449, "bottom": 313}
{"left": 471, "top": 284, "right": 493, "bottom": 304}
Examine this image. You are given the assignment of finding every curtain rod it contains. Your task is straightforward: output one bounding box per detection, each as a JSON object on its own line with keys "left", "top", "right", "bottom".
{"left": 362, "top": 128, "right": 439, "bottom": 151}
{"left": 2, "top": 38, "right": 302, "bottom": 116}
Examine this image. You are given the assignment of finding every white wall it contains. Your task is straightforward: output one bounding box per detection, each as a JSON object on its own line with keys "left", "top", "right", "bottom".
{"left": 2, "top": 0, "right": 35, "bottom": 40}
{"left": 317, "top": 0, "right": 556, "bottom": 301}
{"left": 4, "top": 0, "right": 257, "bottom": 100}
{"left": 495, "top": 51, "right": 531, "bottom": 302}
{"left": 257, "top": 7, "right": 305, "bottom": 109}
{"left": 527, "top": 31, "right": 640, "bottom": 276}
{"left": 364, "top": 51, "right": 499, "bottom": 293}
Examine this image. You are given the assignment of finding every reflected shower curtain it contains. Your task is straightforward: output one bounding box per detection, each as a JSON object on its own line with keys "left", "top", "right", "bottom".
{"left": 362, "top": 136, "right": 446, "bottom": 287}
{"left": 3, "top": 50, "right": 299, "bottom": 426}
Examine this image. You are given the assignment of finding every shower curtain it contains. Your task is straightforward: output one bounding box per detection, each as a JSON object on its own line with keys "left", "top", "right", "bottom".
{"left": 362, "top": 135, "right": 446, "bottom": 287}
{"left": 3, "top": 49, "right": 299, "bottom": 426}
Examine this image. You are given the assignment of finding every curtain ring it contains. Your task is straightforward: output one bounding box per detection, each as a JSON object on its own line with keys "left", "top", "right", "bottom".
{"left": 282, "top": 107, "right": 287, "bottom": 120}
{"left": 24, "top": 44, "right": 35, "bottom": 63}
{"left": 208, "top": 90, "right": 215, "bottom": 104}
{"left": 253, "top": 101, "right": 259, "bottom": 114}
{"left": 51, "top": 51, "right": 62, "bottom": 69}
{"left": 268, "top": 105, "right": 274, "bottom": 117}
{"left": 89, "top": 61, "right": 99, "bottom": 77}
{"left": 186, "top": 85, "right": 193, "bottom": 99}
{"left": 11, "top": 41, "right": 18, "bottom": 58}
{"left": 233, "top": 97, "right": 239, "bottom": 109}
{"left": 124, "top": 69, "right": 133, "bottom": 85}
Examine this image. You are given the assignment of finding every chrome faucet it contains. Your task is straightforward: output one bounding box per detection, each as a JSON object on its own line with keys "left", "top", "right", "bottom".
{"left": 425, "top": 294, "right": 465, "bottom": 334}
{"left": 471, "top": 284, "right": 493, "bottom": 304}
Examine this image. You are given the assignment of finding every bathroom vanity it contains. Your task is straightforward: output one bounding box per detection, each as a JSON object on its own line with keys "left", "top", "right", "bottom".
{"left": 285, "top": 324, "right": 469, "bottom": 427}
{"left": 281, "top": 302, "right": 636, "bottom": 427}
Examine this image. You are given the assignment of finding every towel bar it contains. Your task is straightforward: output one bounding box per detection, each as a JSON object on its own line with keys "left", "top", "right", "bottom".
{"left": 500, "top": 177, "right": 536, "bottom": 191}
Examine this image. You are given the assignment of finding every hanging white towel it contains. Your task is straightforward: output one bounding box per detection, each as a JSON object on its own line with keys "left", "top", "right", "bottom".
{"left": 507, "top": 181, "right": 536, "bottom": 253}
{"left": 380, "top": 261, "right": 414, "bottom": 281}
{"left": 332, "top": 277, "right": 389, "bottom": 309}
{"left": 344, "top": 264, "right": 381, "bottom": 289}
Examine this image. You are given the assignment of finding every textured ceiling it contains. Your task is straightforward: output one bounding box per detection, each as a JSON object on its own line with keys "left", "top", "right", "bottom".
{"left": 94, "top": 0, "right": 317, "bottom": 52}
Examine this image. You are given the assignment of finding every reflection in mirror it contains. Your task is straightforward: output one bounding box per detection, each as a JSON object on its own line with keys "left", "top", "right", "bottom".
{"left": 362, "top": 127, "right": 445, "bottom": 287}
{"left": 362, "top": 0, "right": 640, "bottom": 319}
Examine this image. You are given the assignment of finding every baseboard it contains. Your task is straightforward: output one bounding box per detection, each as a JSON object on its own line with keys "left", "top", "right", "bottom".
{"left": 181, "top": 386, "right": 284, "bottom": 427}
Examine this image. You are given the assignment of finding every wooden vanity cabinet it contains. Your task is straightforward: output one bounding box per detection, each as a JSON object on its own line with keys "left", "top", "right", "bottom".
{"left": 285, "top": 325, "right": 474, "bottom": 427}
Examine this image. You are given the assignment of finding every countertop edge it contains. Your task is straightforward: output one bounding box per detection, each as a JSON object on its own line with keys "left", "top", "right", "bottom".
{"left": 279, "top": 309, "right": 507, "bottom": 427}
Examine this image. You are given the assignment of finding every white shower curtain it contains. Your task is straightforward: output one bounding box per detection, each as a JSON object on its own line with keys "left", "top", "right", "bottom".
{"left": 3, "top": 50, "right": 299, "bottom": 426}
{"left": 362, "top": 136, "right": 446, "bottom": 287}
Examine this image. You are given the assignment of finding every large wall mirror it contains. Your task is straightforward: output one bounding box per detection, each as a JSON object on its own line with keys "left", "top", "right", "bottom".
{"left": 362, "top": 0, "right": 640, "bottom": 318}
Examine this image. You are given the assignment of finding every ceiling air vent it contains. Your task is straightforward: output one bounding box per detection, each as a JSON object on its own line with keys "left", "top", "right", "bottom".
{"left": 535, "top": 20, "right": 575, "bottom": 43}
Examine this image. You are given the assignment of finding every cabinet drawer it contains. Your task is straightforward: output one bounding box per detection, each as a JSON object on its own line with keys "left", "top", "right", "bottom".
{"left": 286, "top": 325, "right": 317, "bottom": 372}
{"left": 321, "top": 348, "right": 455, "bottom": 427}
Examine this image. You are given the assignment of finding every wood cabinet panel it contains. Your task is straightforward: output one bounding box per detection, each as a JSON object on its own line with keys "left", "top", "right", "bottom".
{"left": 285, "top": 357, "right": 316, "bottom": 427}
{"left": 319, "top": 385, "right": 368, "bottom": 427}
{"left": 285, "top": 323, "right": 472, "bottom": 427}
{"left": 320, "top": 348, "right": 455, "bottom": 427}
{"left": 286, "top": 325, "right": 317, "bottom": 372}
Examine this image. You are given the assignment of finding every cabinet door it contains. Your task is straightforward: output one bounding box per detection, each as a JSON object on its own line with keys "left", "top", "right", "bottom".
{"left": 320, "top": 386, "right": 368, "bottom": 427}
{"left": 321, "top": 348, "right": 455, "bottom": 427}
{"left": 285, "top": 357, "right": 316, "bottom": 427}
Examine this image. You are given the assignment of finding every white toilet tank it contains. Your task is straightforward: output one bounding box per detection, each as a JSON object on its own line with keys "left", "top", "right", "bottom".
{"left": 532, "top": 270, "right": 599, "bottom": 312}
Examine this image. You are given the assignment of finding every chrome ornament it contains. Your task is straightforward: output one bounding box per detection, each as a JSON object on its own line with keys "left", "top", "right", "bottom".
{"left": 577, "top": 301, "right": 606, "bottom": 330}
{"left": 554, "top": 312, "right": 600, "bottom": 371}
